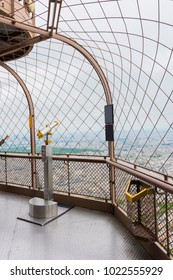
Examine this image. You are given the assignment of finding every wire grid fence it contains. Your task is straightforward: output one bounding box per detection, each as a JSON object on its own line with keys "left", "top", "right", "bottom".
{"left": 126, "top": 181, "right": 156, "bottom": 242}
{"left": 156, "top": 191, "right": 173, "bottom": 255}
{"left": 115, "top": 168, "right": 132, "bottom": 211}
{"left": 115, "top": 167, "right": 173, "bottom": 257}
{"left": 35, "top": 157, "right": 110, "bottom": 201}
{"left": 53, "top": 160, "right": 69, "bottom": 193}
{"left": 1, "top": 39, "right": 108, "bottom": 156}
{"left": 0, "top": 153, "right": 172, "bottom": 255}
{"left": 0, "top": 0, "right": 172, "bottom": 176}
{"left": 68, "top": 161, "right": 110, "bottom": 200}
{"left": 58, "top": 0, "right": 173, "bottom": 176}
{"left": 6, "top": 157, "right": 31, "bottom": 187}
{"left": 1, "top": 0, "right": 173, "bottom": 254}
{"left": 36, "top": 158, "right": 69, "bottom": 193}
{"left": 0, "top": 155, "right": 110, "bottom": 201}
{"left": 0, "top": 157, "right": 6, "bottom": 183}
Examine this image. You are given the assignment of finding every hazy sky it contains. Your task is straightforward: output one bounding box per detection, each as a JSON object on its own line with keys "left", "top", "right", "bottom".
{"left": 0, "top": 0, "right": 173, "bottom": 160}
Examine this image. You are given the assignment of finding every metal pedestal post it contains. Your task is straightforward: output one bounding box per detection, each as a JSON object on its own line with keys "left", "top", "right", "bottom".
{"left": 29, "top": 143, "right": 58, "bottom": 219}
{"left": 42, "top": 144, "right": 53, "bottom": 200}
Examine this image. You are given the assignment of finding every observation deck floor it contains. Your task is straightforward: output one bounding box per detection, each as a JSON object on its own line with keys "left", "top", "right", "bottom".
{"left": 0, "top": 191, "right": 152, "bottom": 260}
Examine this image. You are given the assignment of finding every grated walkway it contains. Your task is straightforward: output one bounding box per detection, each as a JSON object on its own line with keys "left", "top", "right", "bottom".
{"left": 0, "top": 192, "right": 152, "bottom": 260}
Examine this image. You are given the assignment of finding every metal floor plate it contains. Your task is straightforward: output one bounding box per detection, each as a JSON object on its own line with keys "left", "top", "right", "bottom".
{"left": 17, "top": 202, "right": 74, "bottom": 226}
{"left": 0, "top": 192, "right": 153, "bottom": 260}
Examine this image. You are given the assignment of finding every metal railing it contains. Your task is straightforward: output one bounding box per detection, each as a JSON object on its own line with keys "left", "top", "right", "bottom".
{"left": 0, "top": 153, "right": 110, "bottom": 201}
{"left": 107, "top": 159, "right": 173, "bottom": 259}
{"left": 0, "top": 153, "right": 173, "bottom": 258}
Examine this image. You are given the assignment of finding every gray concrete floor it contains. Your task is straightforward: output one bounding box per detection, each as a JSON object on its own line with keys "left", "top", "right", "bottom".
{"left": 0, "top": 191, "right": 152, "bottom": 260}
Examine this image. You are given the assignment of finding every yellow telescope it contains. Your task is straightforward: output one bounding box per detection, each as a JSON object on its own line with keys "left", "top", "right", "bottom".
{"left": 37, "top": 120, "right": 59, "bottom": 139}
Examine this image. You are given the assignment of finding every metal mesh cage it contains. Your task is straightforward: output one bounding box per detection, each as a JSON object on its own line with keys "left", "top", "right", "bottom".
{"left": 35, "top": 157, "right": 110, "bottom": 200}
{"left": 126, "top": 180, "right": 156, "bottom": 241}
{"left": 156, "top": 191, "right": 173, "bottom": 254}
{"left": 53, "top": 160, "right": 69, "bottom": 193}
{"left": 69, "top": 161, "right": 110, "bottom": 200}
{"left": 0, "top": 157, "right": 6, "bottom": 183}
{"left": 115, "top": 168, "right": 132, "bottom": 212}
{"left": 0, "top": 0, "right": 173, "bottom": 259}
{"left": 6, "top": 157, "right": 31, "bottom": 187}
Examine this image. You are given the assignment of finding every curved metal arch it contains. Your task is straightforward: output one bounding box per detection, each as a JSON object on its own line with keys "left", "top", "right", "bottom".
{"left": 0, "top": 18, "right": 115, "bottom": 159}
{"left": 0, "top": 17, "right": 113, "bottom": 104}
{"left": 0, "top": 7, "right": 115, "bottom": 201}
{"left": 0, "top": 61, "right": 36, "bottom": 154}
{"left": 53, "top": 33, "right": 114, "bottom": 161}
{"left": 54, "top": 33, "right": 113, "bottom": 105}
{"left": 0, "top": 61, "right": 36, "bottom": 188}
{"left": 52, "top": 33, "right": 116, "bottom": 203}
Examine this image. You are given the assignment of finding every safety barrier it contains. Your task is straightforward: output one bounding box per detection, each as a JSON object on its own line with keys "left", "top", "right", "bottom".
{"left": 0, "top": 153, "right": 173, "bottom": 258}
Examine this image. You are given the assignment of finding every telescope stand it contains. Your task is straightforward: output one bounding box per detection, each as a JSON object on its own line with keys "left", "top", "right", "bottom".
{"left": 17, "top": 121, "right": 61, "bottom": 225}
{"left": 29, "top": 142, "right": 58, "bottom": 221}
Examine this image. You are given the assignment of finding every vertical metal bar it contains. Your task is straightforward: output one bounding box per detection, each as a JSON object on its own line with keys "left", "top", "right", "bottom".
{"left": 109, "top": 164, "right": 115, "bottom": 205}
{"left": 137, "top": 182, "right": 141, "bottom": 224}
{"left": 50, "top": 0, "right": 58, "bottom": 35}
{"left": 44, "top": 146, "right": 53, "bottom": 200}
{"left": 11, "top": 0, "right": 14, "bottom": 16}
{"left": 32, "top": 0, "right": 36, "bottom": 26}
{"left": 55, "top": 0, "right": 62, "bottom": 33}
{"left": 29, "top": 156, "right": 32, "bottom": 189}
{"left": 165, "top": 192, "right": 170, "bottom": 256}
{"left": 41, "top": 133, "right": 53, "bottom": 200}
{"left": 29, "top": 114, "right": 36, "bottom": 190}
{"left": 5, "top": 154, "right": 7, "bottom": 185}
{"left": 66, "top": 156, "right": 70, "bottom": 195}
{"left": 47, "top": 0, "right": 52, "bottom": 31}
{"left": 154, "top": 191, "right": 158, "bottom": 241}
{"left": 109, "top": 142, "right": 116, "bottom": 206}
{"left": 48, "top": 0, "right": 62, "bottom": 35}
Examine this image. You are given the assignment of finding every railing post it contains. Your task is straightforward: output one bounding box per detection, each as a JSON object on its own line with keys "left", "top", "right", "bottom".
{"left": 154, "top": 192, "right": 158, "bottom": 241}
{"left": 67, "top": 158, "right": 70, "bottom": 195}
{"left": 5, "top": 154, "right": 7, "bottom": 185}
{"left": 31, "top": 156, "right": 36, "bottom": 190}
{"left": 11, "top": 0, "right": 14, "bottom": 16}
{"left": 165, "top": 192, "right": 170, "bottom": 256}
{"left": 109, "top": 142, "right": 116, "bottom": 206}
{"left": 29, "top": 115, "right": 36, "bottom": 190}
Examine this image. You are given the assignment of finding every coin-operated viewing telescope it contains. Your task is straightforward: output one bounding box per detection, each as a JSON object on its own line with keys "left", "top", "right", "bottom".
{"left": 37, "top": 120, "right": 59, "bottom": 141}
{"left": 29, "top": 120, "right": 59, "bottom": 221}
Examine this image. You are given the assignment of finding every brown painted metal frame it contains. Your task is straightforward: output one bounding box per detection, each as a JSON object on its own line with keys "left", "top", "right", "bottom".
{"left": 0, "top": 3, "right": 172, "bottom": 260}
{"left": 0, "top": 62, "right": 36, "bottom": 189}
{"left": 107, "top": 158, "right": 173, "bottom": 194}
{"left": 0, "top": 153, "right": 172, "bottom": 195}
{"left": 114, "top": 205, "right": 170, "bottom": 260}
{"left": 0, "top": 13, "right": 115, "bottom": 198}
{"left": 0, "top": 153, "right": 172, "bottom": 259}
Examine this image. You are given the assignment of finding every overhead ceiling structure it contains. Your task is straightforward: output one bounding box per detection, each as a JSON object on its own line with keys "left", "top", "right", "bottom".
{"left": 0, "top": 0, "right": 35, "bottom": 61}
{"left": 0, "top": 0, "right": 173, "bottom": 176}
